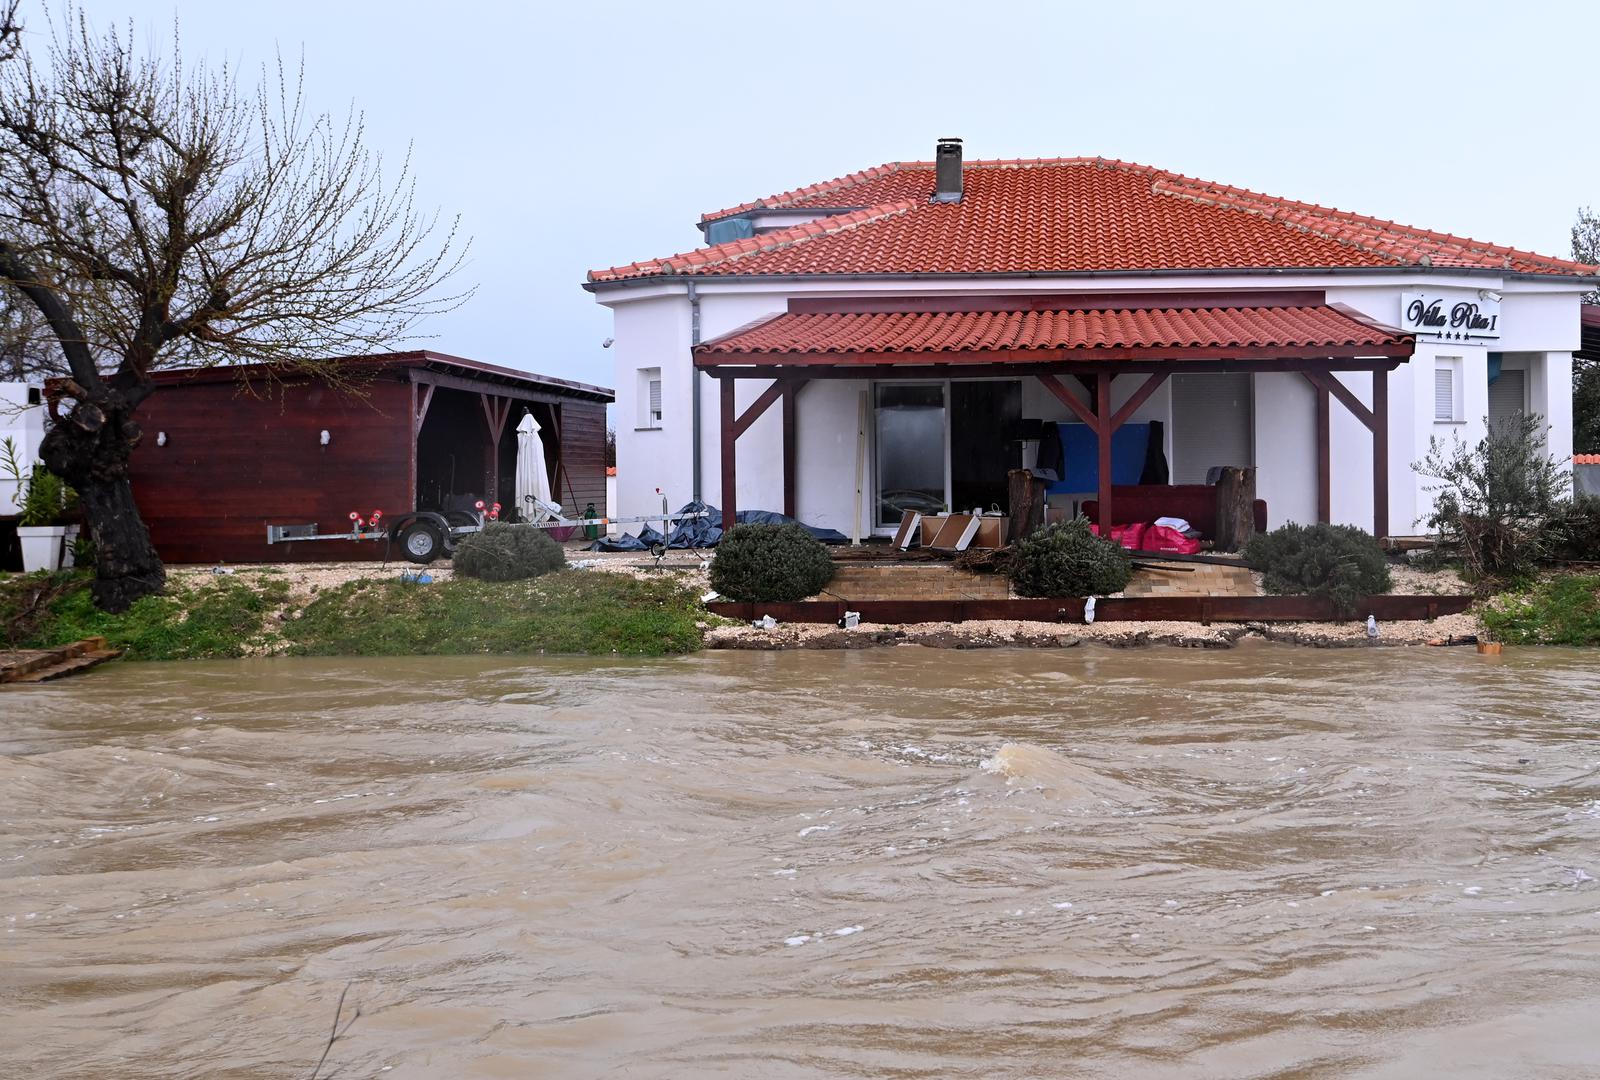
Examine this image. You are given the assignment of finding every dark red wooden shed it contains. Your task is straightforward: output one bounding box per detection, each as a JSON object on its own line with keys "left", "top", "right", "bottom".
{"left": 127, "top": 352, "right": 612, "bottom": 563}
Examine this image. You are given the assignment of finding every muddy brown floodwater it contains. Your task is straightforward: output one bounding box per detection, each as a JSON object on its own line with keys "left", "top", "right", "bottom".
{"left": 3, "top": 644, "right": 1599, "bottom": 1079}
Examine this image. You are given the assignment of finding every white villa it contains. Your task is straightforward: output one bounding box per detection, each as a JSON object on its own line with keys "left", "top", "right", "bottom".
{"left": 587, "top": 141, "right": 1592, "bottom": 540}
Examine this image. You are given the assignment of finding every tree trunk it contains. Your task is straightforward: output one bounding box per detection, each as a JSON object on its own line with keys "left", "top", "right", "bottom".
{"left": 1213, "top": 466, "right": 1258, "bottom": 553}
{"left": 39, "top": 394, "right": 165, "bottom": 612}
{"left": 1007, "top": 468, "right": 1046, "bottom": 544}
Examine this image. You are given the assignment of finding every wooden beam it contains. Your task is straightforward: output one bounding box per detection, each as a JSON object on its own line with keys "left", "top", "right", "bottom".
{"left": 782, "top": 382, "right": 798, "bottom": 519}
{"left": 1315, "top": 383, "right": 1331, "bottom": 524}
{"left": 1109, "top": 371, "right": 1169, "bottom": 430}
{"left": 1035, "top": 374, "right": 1100, "bottom": 430}
{"left": 411, "top": 367, "right": 588, "bottom": 406}
{"left": 1373, "top": 368, "right": 1389, "bottom": 540}
{"left": 1302, "top": 370, "right": 1374, "bottom": 432}
{"left": 413, "top": 381, "right": 435, "bottom": 437}
{"left": 732, "top": 379, "right": 786, "bottom": 439}
{"left": 720, "top": 376, "right": 737, "bottom": 525}
{"left": 1096, "top": 372, "right": 1113, "bottom": 533}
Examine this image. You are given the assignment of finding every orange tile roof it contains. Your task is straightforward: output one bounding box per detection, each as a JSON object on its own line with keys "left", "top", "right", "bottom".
{"left": 590, "top": 158, "right": 1600, "bottom": 284}
{"left": 696, "top": 304, "right": 1407, "bottom": 362}
{"left": 1575, "top": 454, "right": 1600, "bottom": 465}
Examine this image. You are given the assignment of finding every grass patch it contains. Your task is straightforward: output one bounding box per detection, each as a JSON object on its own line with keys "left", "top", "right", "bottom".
{"left": 1480, "top": 574, "right": 1600, "bottom": 646}
{"left": 4, "top": 570, "right": 292, "bottom": 661}
{"left": 284, "top": 571, "right": 705, "bottom": 657}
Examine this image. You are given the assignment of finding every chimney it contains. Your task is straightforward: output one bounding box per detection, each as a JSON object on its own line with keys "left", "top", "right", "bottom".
{"left": 933, "top": 137, "right": 963, "bottom": 203}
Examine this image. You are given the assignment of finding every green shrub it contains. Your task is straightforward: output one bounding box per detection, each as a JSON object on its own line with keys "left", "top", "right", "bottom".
{"left": 1008, "top": 517, "right": 1133, "bottom": 598}
{"left": 1480, "top": 574, "right": 1600, "bottom": 646}
{"left": 1244, "top": 522, "right": 1391, "bottom": 616}
{"left": 1543, "top": 495, "right": 1600, "bottom": 562}
{"left": 1413, "top": 413, "right": 1569, "bottom": 581}
{"left": 452, "top": 523, "right": 566, "bottom": 581}
{"left": 709, "top": 523, "right": 835, "bottom": 602}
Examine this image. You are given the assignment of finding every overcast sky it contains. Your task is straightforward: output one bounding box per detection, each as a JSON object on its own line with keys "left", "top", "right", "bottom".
{"left": 45, "top": 0, "right": 1600, "bottom": 392}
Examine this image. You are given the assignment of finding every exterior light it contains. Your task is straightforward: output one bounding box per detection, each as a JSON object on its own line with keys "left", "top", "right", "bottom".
{"left": 156, "top": 431, "right": 167, "bottom": 447}
{"left": 319, "top": 429, "right": 331, "bottom": 446}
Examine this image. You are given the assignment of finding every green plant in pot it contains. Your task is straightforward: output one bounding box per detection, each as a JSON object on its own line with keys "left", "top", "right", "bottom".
{"left": 5, "top": 438, "right": 81, "bottom": 573}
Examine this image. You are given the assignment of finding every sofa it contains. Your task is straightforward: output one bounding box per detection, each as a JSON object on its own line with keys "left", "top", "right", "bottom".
{"left": 1079, "top": 484, "right": 1267, "bottom": 538}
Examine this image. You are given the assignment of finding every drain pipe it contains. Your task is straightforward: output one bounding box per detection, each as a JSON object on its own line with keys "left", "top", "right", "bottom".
{"left": 688, "top": 279, "right": 702, "bottom": 501}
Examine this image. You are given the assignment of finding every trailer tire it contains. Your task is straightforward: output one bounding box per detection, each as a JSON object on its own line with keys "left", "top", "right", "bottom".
{"left": 398, "top": 520, "right": 444, "bottom": 564}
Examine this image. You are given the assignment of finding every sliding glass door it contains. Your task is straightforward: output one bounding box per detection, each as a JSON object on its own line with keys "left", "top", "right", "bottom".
{"left": 875, "top": 383, "right": 946, "bottom": 526}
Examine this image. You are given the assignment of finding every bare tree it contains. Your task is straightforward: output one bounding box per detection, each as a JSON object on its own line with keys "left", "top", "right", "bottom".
{"left": 0, "top": 4, "right": 469, "bottom": 609}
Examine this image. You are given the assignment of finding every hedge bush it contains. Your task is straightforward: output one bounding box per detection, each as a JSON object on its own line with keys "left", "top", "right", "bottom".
{"left": 709, "top": 523, "right": 835, "bottom": 602}
{"left": 1244, "top": 522, "right": 1391, "bottom": 616}
{"left": 1543, "top": 495, "right": 1600, "bottom": 562}
{"left": 1008, "top": 518, "right": 1133, "bottom": 598}
{"left": 452, "top": 523, "right": 567, "bottom": 581}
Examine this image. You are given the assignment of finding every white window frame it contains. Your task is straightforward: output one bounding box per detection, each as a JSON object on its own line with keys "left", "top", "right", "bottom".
{"left": 1433, "top": 357, "right": 1463, "bottom": 423}
{"left": 636, "top": 366, "right": 662, "bottom": 430}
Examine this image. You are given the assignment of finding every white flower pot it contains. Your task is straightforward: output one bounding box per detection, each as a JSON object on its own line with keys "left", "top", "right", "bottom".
{"left": 17, "top": 524, "right": 69, "bottom": 573}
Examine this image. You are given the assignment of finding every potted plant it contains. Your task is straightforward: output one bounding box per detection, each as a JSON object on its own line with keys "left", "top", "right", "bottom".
{"left": 4, "top": 440, "right": 78, "bottom": 572}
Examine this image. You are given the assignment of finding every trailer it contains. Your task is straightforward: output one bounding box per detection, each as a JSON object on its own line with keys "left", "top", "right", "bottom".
{"left": 267, "top": 494, "right": 706, "bottom": 564}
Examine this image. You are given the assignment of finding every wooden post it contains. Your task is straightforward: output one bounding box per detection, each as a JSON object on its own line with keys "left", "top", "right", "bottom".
{"left": 1095, "top": 372, "right": 1113, "bottom": 534}
{"left": 720, "top": 376, "right": 737, "bottom": 526}
{"left": 1372, "top": 368, "right": 1389, "bottom": 540}
{"left": 1007, "top": 468, "right": 1046, "bottom": 543}
{"left": 479, "top": 393, "right": 511, "bottom": 504}
{"left": 782, "top": 381, "right": 798, "bottom": 519}
{"left": 1315, "top": 384, "right": 1331, "bottom": 524}
{"left": 1214, "top": 466, "right": 1258, "bottom": 552}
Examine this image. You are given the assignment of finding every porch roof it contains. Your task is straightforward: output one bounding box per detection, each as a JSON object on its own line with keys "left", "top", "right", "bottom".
{"left": 695, "top": 303, "right": 1413, "bottom": 368}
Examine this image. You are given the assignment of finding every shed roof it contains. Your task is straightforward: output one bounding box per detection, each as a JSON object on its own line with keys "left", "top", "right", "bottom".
{"left": 147, "top": 351, "right": 613, "bottom": 403}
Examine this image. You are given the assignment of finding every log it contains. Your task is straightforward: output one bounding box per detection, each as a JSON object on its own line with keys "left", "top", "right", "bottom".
{"left": 1007, "top": 468, "right": 1046, "bottom": 543}
{"left": 1213, "top": 466, "right": 1257, "bottom": 553}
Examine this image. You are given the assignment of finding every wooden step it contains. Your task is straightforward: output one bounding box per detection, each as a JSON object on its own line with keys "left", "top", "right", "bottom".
{"left": 2, "top": 640, "right": 120, "bottom": 684}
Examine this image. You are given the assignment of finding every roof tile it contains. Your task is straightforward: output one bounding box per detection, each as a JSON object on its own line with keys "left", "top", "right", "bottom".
{"left": 590, "top": 158, "right": 1600, "bottom": 284}
{"left": 696, "top": 305, "right": 1407, "bottom": 357}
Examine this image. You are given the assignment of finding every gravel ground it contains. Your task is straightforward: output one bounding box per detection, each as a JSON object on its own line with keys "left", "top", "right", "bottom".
{"left": 164, "top": 553, "right": 1477, "bottom": 654}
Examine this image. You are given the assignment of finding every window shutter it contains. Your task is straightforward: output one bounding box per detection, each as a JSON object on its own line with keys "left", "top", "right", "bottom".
{"left": 1171, "top": 374, "right": 1252, "bottom": 484}
{"left": 1434, "top": 368, "right": 1454, "bottom": 421}
{"left": 1488, "top": 368, "right": 1525, "bottom": 429}
{"left": 649, "top": 379, "right": 662, "bottom": 421}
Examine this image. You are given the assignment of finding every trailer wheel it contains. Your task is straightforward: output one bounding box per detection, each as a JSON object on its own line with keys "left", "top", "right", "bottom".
{"left": 397, "top": 520, "right": 444, "bottom": 564}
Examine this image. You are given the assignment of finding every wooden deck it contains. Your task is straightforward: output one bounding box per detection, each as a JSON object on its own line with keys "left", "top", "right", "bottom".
{"left": 1, "top": 638, "right": 122, "bottom": 684}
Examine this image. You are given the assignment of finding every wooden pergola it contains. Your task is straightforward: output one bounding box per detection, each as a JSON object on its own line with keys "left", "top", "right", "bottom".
{"left": 693, "top": 297, "right": 1415, "bottom": 538}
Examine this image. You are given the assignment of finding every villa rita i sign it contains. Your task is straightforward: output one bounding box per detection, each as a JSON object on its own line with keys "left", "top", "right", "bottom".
{"left": 1399, "top": 290, "right": 1501, "bottom": 341}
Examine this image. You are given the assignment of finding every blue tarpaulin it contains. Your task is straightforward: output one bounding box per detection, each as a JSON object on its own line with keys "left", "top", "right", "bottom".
{"left": 1047, "top": 422, "right": 1150, "bottom": 494}
{"left": 585, "top": 501, "right": 848, "bottom": 552}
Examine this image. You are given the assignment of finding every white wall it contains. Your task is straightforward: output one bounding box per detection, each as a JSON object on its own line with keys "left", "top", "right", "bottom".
{"left": 1253, "top": 372, "right": 1317, "bottom": 528}
{"left": 0, "top": 383, "right": 46, "bottom": 516}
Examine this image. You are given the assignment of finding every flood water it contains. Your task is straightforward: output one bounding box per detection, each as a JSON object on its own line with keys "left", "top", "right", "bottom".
{"left": 3, "top": 644, "right": 1599, "bottom": 1079}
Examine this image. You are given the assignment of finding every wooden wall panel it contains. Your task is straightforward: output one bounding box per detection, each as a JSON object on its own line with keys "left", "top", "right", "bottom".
{"left": 128, "top": 376, "right": 413, "bottom": 563}
{"left": 556, "top": 401, "right": 608, "bottom": 518}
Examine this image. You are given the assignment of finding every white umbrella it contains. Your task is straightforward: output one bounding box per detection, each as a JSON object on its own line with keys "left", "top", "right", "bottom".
{"left": 515, "top": 412, "right": 556, "bottom": 519}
